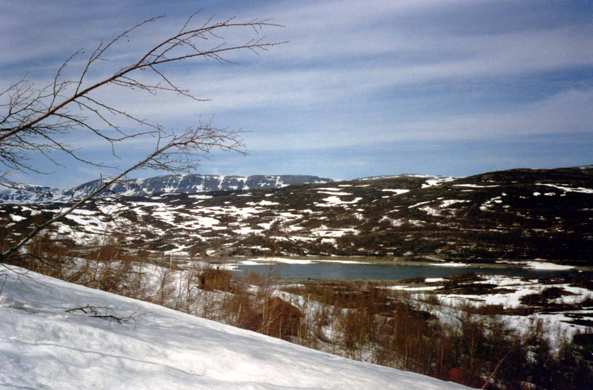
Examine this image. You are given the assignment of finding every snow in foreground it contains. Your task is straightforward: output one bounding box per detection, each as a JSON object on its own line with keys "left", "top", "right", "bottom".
{"left": 0, "top": 266, "right": 468, "bottom": 390}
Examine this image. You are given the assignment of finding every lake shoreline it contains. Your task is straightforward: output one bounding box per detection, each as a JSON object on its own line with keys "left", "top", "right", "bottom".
{"left": 203, "top": 255, "right": 593, "bottom": 272}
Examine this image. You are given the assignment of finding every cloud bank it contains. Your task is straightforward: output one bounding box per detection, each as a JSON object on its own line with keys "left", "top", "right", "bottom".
{"left": 1, "top": 0, "right": 592, "bottom": 186}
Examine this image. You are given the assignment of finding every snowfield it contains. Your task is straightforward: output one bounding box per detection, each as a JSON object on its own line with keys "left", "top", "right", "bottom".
{"left": 0, "top": 266, "right": 467, "bottom": 390}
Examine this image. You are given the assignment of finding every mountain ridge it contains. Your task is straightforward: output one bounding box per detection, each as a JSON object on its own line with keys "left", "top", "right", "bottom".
{"left": 0, "top": 173, "right": 455, "bottom": 204}
{"left": 0, "top": 174, "right": 337, "bottom": 204}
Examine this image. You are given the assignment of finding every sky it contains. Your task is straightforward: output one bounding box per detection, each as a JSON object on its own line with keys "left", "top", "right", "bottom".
{"left": 1, "top": 0, "right": 592, "bottom": 188}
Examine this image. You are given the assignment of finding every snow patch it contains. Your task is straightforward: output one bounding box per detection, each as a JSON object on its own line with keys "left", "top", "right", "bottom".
{"left": 381, "top": 189, "right": 410, "bottom": 195}
{"left": 524, "top": 261, "right": 574, "bottom": 270}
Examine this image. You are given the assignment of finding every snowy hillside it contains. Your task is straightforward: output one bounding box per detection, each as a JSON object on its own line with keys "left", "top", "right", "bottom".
{"left": 3, "top": 167, "right": 593, "bottom": 262}
{"left": 0, "top": 266, "right": 468, "bottom": 390}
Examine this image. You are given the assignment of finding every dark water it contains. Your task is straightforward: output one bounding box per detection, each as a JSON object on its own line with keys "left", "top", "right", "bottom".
{"left": 235, "top": 263, "right": 590, "bottom": 281}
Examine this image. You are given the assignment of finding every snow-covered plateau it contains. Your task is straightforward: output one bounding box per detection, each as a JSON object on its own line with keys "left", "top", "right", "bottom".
{"left": 0, "top": 266, "right": 468, "bottom": 390}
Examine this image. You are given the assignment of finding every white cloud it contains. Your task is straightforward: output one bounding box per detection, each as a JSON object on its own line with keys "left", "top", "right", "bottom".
{"left": 244, "top": 87, "right": 593, "bottom": 150}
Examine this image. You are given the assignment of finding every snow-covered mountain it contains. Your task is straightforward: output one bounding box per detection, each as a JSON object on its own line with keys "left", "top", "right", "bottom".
{"left": 0, "top": 266, "right": 467, "bottom": 389}
{"left": 68, "top": 174, "right": 335, "bottom": 196}
{"left": 0, "top": 174, "right": 335, "bottom": 204}
{"left": 0, "top": 184, "right": 61, "bottom": 204}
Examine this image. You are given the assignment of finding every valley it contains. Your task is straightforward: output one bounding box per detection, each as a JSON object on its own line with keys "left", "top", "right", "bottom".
{"left": 2, "top": 166, "right": 593, "bottom": 389}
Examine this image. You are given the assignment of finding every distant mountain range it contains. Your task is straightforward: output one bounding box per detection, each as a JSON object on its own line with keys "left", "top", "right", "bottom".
{"left": 4, "top": 167, "right": 591, "bottom": 204}
{"left": 0, "top": 174, "right": 336, "bottom": 204}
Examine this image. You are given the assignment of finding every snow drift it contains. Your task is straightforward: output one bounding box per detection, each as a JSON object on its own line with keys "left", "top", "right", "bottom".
{"left": 0, "top": 265, "right": 467, "bottom": 389}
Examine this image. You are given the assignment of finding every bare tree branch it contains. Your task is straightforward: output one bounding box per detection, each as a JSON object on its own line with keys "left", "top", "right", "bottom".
{"left": 0, "top": 17, "right": 284, "bottom": 140}
{"left": 0, "top": 13, "right": 283, "bottom": 264}
{"left": 0, "top": 123, "right": 244, "bottom": 262}
{"left": 0, "top": 14, "right": 284, "bottom": 173}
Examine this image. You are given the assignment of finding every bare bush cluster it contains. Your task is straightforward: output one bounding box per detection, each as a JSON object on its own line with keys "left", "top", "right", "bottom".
{"left": 282, "top": 282, "right": 593, "bottom": 390}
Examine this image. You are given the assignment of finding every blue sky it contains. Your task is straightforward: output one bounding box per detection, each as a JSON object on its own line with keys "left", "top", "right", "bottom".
{"left": 1, "top": 0, "right": 592, "bottom": 187}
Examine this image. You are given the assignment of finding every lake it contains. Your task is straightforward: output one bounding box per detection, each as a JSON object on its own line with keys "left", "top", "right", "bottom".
{"left": 234, "top": 262, "right": 590, "bottom": 281}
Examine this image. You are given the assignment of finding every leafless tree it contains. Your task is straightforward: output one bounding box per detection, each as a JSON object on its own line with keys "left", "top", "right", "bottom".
{"left": 0, "top": 12, "right": 284, "bottom": 262}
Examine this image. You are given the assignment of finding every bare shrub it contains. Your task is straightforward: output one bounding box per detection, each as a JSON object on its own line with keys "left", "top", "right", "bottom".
{"left": 19, "top": 233, "right": 72, "bottom": 278}
{"left": 220, "top": 279, "right": 256, "bottom": 328}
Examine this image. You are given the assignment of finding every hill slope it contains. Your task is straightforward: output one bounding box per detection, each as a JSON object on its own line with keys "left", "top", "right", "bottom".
{"left": 0, "top": 266, "right": 467, "bottom": 389}
{"left": 2, "top": 167, "right": 592, "bottom": 263}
